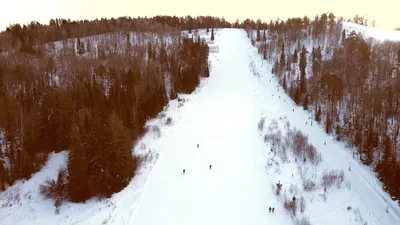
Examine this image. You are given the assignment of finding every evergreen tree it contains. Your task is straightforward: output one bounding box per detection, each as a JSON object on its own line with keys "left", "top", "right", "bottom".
{"left": 86, "top": 39, "right": 91, "bottom": 53}
{"left": 354, "top": 129, "right": 363, "bottom": 151}
{"left": 263, "top": 44, "right": 267, "bottom": 59}
{"left": 262, "top": 30, "right": 266, "bottom": 42}
{"left": 159, "top": 40, "right": 167, "bottom": 64}
{"left": 147, "top": 42, "right": 153, "bottom": 59}
{"left": 126, "top": 32, "right": 131, "bottom": 48}
{"left": 294, "top": 86, "right": 301, "bottom": 105}
{"left": 297, "top": 40, "right": 301, "bottom": 51}
{"left": 286, "top": 60, "right": 291, "bottom": 71}
{"left": 39, "top": 90, "right": 72, "bottom": 153}
{"left": 316, "top": 46, "right": 322, "bottom": 60}
{"left": 283, "top": 74, "right": 287, "bottom": 91}
{"left": 342, "top": 30, "right": 346, "bottom": 46}
{"left": 77, "top": 37, "right": 85, "bottom": 55}
{"left": 325, "top": 113, "right": 332, "bottom": 133}
{"left": 376, "top": 135, "right": 392, "bottom": 180}
{"left": 273, "top": 59, "right": 279, "bottom": 74}
{"left": 85, "top": 110, "right": 110, "bottom": 197}
{"left": 293, "top": 49, "right": 298, "bottom": 63}
{"left": 299, "top": 46, "right": 307, "bottom": 96}
{"left": 256, "top": 27, "right": 261, "bottom": 42}
{"left": 328, "top": 13, "right": 336, "bottom": 35}
{"left": 280, "top": 43, "right": 286, "bottom": 71}
{"left": 303, "top": 93, "right": 309, "bottom": 110}
{"left": 362, "top": 122, "right": 374, "bottom": 165}
{"left": 105, "top": 112, "right": 136, "bottom": 193}
{"left": 312, "top": 46, "right": 322, "bottom": 76}
{"left": 315, "top": 105, "right": 322, "bottom": 122}
{"left": 76, "top": 37, "right": 80, "bottom": 53}
{"left": 67, "top": 121, "right": 90, "bottom": 202}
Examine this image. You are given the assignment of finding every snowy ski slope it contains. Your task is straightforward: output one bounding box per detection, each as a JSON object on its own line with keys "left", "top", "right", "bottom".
{"left": 128, "top": 29, "right": 290, "bottom": 225}
{"left": 1, "top": 27, "right": 400, "bottom": 225}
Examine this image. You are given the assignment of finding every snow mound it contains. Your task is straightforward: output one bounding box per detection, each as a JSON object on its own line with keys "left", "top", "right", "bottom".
{"left": 0, "top": 151, "right": 68, "bottom": 224}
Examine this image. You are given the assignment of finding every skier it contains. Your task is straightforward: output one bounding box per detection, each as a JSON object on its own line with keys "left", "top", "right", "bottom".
{"left": 209, "top": 164, "right": 212, "bottom": 170}
{"left": 272, "top": 207, "right": 275, "bottom": 213}
{"left": 183, "top": 169, "right": 185, "bottom": 174}
{"left": 197, "top": 144, "right": 199, "bottom": 148}
{"left": 269, "top": 207, "right": 271, "bottom": 213}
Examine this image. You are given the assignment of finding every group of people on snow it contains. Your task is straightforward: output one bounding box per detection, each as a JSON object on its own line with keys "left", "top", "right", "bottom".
{"left": 268, "top": 207, "right": 275, "bottom": 213}
{"left": 182, "top": 144, "right": 211, "bottom": 174}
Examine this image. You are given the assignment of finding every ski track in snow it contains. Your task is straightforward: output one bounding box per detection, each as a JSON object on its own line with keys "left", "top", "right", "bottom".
{"left": 1, "top": 28, "right": 400, "bottom": 225}
{"left": 129, "top": 29, "right": 289, "bottom": 225}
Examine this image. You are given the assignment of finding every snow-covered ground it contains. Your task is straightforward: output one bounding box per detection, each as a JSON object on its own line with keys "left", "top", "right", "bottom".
{"left": 342, "top": 21, "right": 400, "bottom": 42}
{"left": 1, "top": 28, "right": 400, "bottom": 225}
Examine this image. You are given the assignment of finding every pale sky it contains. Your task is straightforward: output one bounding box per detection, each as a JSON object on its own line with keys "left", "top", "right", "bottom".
{"left": 0, "top": 0, "right": 399, "bottom": 32}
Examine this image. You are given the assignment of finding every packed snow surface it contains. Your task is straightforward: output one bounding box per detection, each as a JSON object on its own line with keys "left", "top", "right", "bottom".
{"left": 1, "top": 28, "right": 400, "bottom": 225}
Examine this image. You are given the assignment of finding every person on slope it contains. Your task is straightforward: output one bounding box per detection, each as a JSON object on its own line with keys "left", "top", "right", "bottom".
{"left": 183, "top": 169, "right": 185, "bottom": 174}
{"left": 209, "top": 164, "right": 212, "bottom": 170}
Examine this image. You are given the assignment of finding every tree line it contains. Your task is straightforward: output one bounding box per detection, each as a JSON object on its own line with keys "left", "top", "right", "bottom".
{"left": 0, "top": 15, "right": 230, "bottom": 53}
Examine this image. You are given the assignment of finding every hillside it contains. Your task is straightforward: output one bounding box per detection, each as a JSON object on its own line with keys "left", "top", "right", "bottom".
{"left": 0, "top": 16, "right": 216, "bottom": 209}
{"left": 250, "top": 16, "right": 400, "bottom": 205}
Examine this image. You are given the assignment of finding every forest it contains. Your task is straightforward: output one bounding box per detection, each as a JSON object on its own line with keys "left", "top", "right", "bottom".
{"left": 0, "top": 15, "right": 217, "bottom": 204}
{"left": 250, "top": 13, "right": 400, "bottom": 203}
